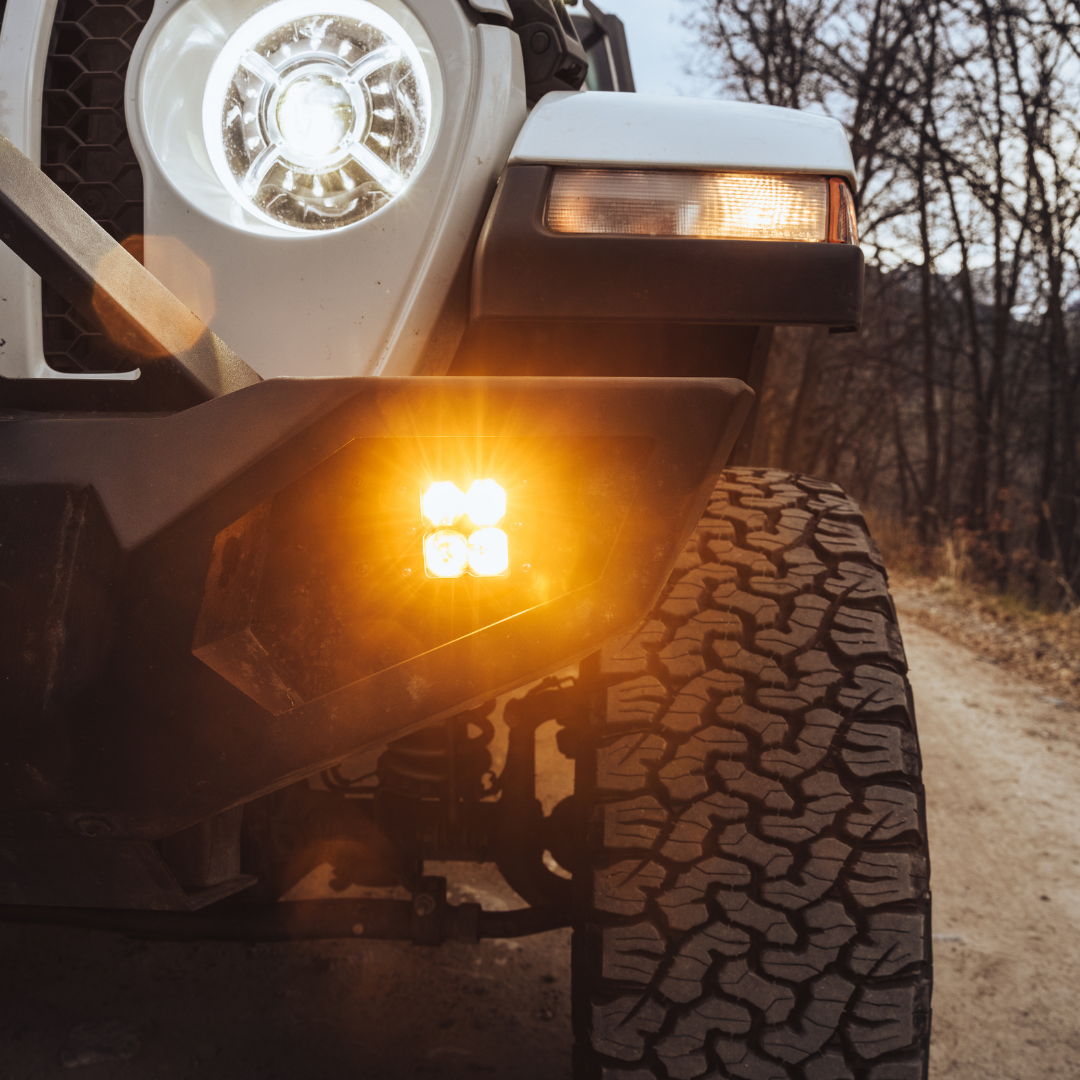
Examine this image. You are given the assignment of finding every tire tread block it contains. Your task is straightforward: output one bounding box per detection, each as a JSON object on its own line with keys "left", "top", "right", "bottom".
{"left": 607, "top": 675, "right": 669, "bottom": 728}
{"left": 597, "top": 732, "right": 668, "bottom": 793}
{"left": 576, "top": 468, "right": 931, "bottom": 1080}
{"left": 594, "top": 859, "right": 666, "bottom": 915}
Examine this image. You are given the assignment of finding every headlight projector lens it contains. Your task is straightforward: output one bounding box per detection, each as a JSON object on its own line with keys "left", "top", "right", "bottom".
{"left": 203, "top": 0, "right": 431, "bottom": 232}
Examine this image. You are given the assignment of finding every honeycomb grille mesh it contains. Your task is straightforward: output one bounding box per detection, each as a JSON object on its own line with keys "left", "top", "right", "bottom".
{"left": 40, "top": 0, "right": 152, "bottom": 373}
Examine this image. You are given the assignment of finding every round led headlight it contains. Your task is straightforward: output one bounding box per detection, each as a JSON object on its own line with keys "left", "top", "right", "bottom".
{"left": 202, "top": 0, "right": 431, "bottom": 232}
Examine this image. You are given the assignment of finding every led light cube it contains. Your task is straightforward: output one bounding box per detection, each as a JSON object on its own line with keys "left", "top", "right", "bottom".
{"left": 465, "top": 479, "right": 506, "bottom": 526}
{"left": 424, "top": 529, "right": 469, "bottom": 578}
{"left": 422, "top": 481, "right": 465, "bottom": 527}
{"left": 421, "top": 479, "right": 510, "bottom": 578}
{"left": 467, "top": 527, "right": 509, "bottom": 577}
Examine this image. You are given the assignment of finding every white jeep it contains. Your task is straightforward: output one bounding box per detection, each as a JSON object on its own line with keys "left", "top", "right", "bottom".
{"left": 0, "top": 1, "right": 929, "bottom": 1076}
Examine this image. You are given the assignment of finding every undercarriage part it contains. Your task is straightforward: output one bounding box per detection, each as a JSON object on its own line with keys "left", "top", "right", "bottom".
{"left": 161, "top": 807, "right": 244, "bottom": 891}
{"left": 239, "top": 782, "right": 410, "bottom": 904}
{"left": 237, "top": 681, "right": 583, "bottom": 914}
{"left": 378, "top": 708, "right": 496, "bottom": 803}
{"left": 492, "top": 676, "right": 581, "bottom": 909}
{"left": 375, "top": 706, "right": 499, "bottom": 875}
{"left": 370, "top": 677, "right": 585, "bottom": 909}
{"left": 360, "top": 678, "right": 584, "bottom": 906}
{"left": 0, "top": 875, "right": 569, "bottom": 944}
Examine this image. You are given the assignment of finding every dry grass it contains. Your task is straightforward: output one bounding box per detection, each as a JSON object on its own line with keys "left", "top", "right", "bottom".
{"left": 866, "top": 510, "right": 1080, "bottom": 707}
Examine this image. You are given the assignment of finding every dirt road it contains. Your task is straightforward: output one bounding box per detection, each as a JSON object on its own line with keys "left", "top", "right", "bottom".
{"left": 2, "top": 603, "right": 1078, "bottom": 1078}
{"left": 898, "top": 596, "right": 1080, "bottom": 1078}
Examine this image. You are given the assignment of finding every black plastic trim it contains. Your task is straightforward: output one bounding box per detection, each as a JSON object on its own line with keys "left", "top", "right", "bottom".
{"left": 40, "top": 0, "right": 152, "bottom": 374}
{"left": 471, "top": 165, "right": 864, "bottom": 328}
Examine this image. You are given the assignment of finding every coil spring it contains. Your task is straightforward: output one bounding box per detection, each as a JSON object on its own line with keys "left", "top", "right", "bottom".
{"left": 376, "top": 709, "right": 496, "bottom": 800}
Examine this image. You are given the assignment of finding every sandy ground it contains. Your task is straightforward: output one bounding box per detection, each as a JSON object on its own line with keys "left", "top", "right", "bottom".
{"left": 897, "top": 594, "right": 1080, "bottom": 1078}
{"left": 2, "top": 598, "right": 1079, "bottom": 1078}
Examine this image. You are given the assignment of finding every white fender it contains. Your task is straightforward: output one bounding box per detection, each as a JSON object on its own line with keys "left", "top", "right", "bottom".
{"left": 510, "top": 91, "right": 856, "bottom": 183}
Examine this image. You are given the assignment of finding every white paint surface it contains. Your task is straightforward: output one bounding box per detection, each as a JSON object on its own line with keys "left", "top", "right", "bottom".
{"left": 509, "top": 91, "right": 856, "bottom": 181}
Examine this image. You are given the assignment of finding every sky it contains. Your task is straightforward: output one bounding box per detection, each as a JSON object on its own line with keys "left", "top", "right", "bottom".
{"left": 576, "top": 0, "right": 704, "bottom": 97}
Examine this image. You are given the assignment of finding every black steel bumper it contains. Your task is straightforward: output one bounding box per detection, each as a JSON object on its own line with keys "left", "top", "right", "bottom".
{"left": 1, "top": 375, "right": 751, "bottom": 906}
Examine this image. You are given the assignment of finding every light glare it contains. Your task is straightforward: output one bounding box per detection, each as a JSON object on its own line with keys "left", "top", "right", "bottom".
{"left": 424, "top": 529, "right": 468, "bottom": 578}
{"left": 276, "top": 73, "right": 355, "bottom": 159}
{"left": 422, "top": 481, "right": 465, "bottom": 526}
{"left": 468, "top": 528, "right": 510, "bottom": 577}
{"left": 466, "top": 479, "right": 506, "bottom": 526}
{"left": 202, "top": 0, "right": 431, "bottom": 232}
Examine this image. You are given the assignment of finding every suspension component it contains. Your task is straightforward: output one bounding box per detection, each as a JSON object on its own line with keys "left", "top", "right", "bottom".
{"left": 374, "top": 705, "right": 498, "bottom": 868}
{"left": 0, "top": 874, "right": 570, "bottom": 944}
{"left": 377, "top": 710, "right": 495, "bottom": 801}
{"left": 492, "top": 675, "right": 582, "bottom": 909}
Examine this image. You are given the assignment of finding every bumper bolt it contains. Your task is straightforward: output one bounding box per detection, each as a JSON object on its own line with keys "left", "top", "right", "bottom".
{"left": 74, "top": 816, "right": 114, "bottom": 838}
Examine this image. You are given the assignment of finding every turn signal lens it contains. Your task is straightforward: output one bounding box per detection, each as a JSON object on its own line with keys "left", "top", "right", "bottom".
{"left": 467, "top": 527, "right": 509, "bottom": 577}
{"left": 546, "top": 168, "right": 830, "bottom": 242}
{"left": 466, "top": 479, "right": 506, "bottom": 526}
{"left": 828, "top": 177, "right": 859, "bottom": 244}
{"left": 424, "top": 529, "right": 469, "bottom": 578}
{"left": 422, "top": 481, "right": 466, "bottom": 527}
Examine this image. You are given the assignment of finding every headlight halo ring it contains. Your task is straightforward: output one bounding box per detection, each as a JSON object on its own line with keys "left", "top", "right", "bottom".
{"left": 202, "top": 0, "right": 432, "bottom": 233}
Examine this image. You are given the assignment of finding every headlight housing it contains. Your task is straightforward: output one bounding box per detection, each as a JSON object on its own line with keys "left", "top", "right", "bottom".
{"left": 202, "top": 0, "right": 432, "bottom": 232}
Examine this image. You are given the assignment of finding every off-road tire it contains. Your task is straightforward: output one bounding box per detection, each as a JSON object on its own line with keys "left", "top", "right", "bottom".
{"left": 572, "top": 468, "right": 931, "bottom": 1080}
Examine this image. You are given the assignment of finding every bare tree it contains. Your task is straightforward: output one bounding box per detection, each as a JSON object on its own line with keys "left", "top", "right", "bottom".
{"left": 688, "top": 0, "right": 1080, "bottom": 604}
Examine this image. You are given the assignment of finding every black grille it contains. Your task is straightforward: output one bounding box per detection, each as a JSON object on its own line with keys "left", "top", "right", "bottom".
{"left": 40, "top": 0, "right": 152, "bottom": 373}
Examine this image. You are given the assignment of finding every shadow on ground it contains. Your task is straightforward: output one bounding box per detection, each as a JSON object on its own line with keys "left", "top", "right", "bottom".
{"left": 0, "top": 863, "right": 572, "bottom": 1079}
